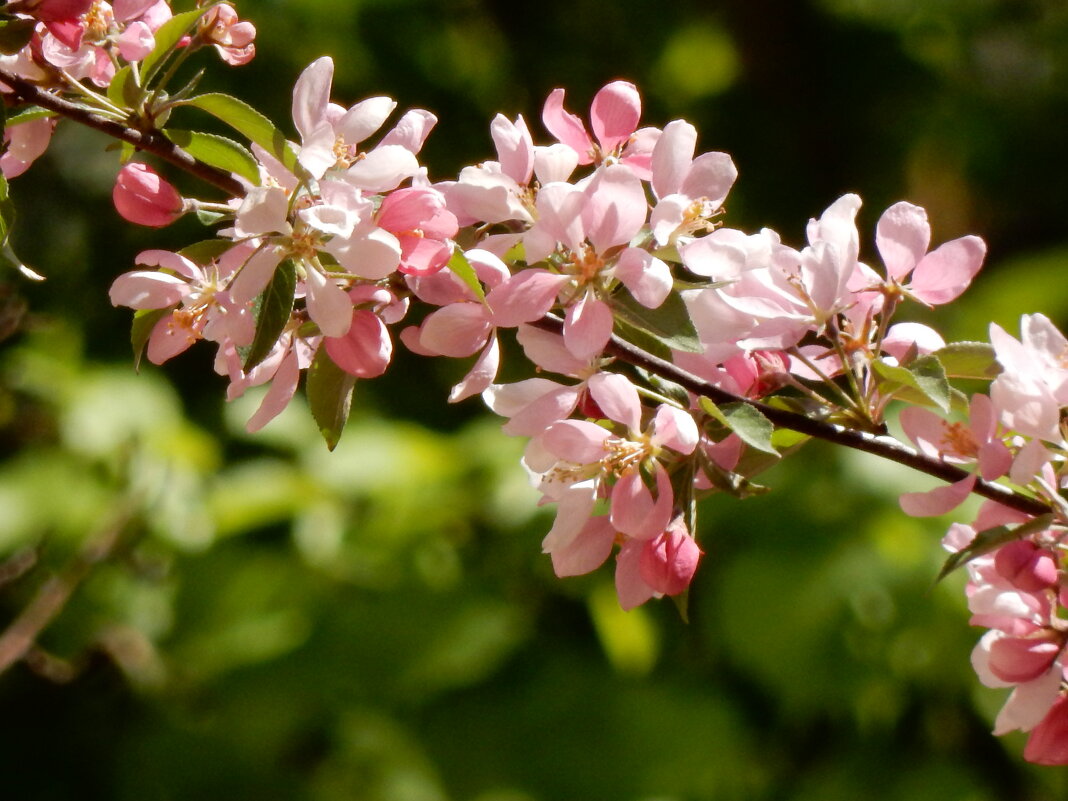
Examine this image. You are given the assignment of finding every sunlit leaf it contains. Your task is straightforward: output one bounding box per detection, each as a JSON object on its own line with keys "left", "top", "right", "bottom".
{"left": 445, "top": 248, "right": 486, "bottom": 304}
{"left": 612, "top": 288, "right": 702, "bottom": 353}
{"left": 183, "top": 93, "right": 300, "bottom": 174}
{"left": 307, "top": 347, "right": 356, "bottom": 450}
{"left": 700, "top": 397, "right": 778, "bottom": 455}
{"left": 243, "top": 258, "right": 296, "bottom": 371}
{"left": 139, "top": 8, "right": 206, "bottom": 87}
{"left": 872, "top": 355, "right": 950, "bottom": 412}
{"left": 164, "top": 128, "right": 261, "bottom": 186}
{"left": 933, "top": 341, "right": 1001, "bottom": 380}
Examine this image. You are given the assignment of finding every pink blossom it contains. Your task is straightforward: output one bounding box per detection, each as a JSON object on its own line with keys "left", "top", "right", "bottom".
{"left": 199, "top": 2, "right": 255, "bottom": 66}
{"left": 376, "top": 186, "right": 458, "bottom": 276}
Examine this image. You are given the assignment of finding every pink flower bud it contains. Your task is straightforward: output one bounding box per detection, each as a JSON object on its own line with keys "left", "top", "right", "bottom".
{"left": 112, "top": 162, "right": 185, "bottom": 227}
{"left": 995, "top": 540, "right": 1059, "bottom": 593}
{"left": 639, "top": 519, "right": 702, "bottom": 597}
{"left": 1026, "top": 694, "right": 1068, "bottom": 765}
{"left": 11, "top": 0, "right": 91, "bottom": 22}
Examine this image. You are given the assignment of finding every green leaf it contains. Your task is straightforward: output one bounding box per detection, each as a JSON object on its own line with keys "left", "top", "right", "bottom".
{"left": 611, "top": 288, "right": 702, "bottom": 354}
{"left": 613, "top": 314, "right": 671, "bottom": 361}
{"left": 933, "top": 341, "right": 1001, "bottom": 380}
{"left": 445, "top": 248, "right": 486, "bottom": 304}
{"left": 871, "top": 354, "right": 951, "bottom": 412}
{"left": 243, "top": 259, "right": 296, "bottom": 371}
{"left": 699, "top": 398, "right": 778, "bottom": 455}
{"left": 131, "top": 307, "right": 170, "bottom": 370}
{"left": 178, "top": 238, "right": 236, "bottom": 263}
{"left": 183, "top": 93, "right": 300, "bottom": 175}
{"left": 107, "top": 64, "right": 141, "bottom": 109}
{"left": 0, "top": 18, "right": 35, "bottom": 55}
{"left": 937, "top": 514, "right": 1055, "bottom": 582}
{"left": 164, "top": 128, "right": 261, "bottom": 186}
{"left": 4, "top": 106, "right": 53, "bottom": 126}
{"left": 139, "top": 8, "right": 206, "bottom": 87}
{"left": 307, "top": 348, "right": 357, "bottom": 451}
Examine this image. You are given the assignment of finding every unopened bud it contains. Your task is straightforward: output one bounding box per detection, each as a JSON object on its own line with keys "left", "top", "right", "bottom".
{"left": 112, "top": 162, "right": 185, "bottom": 228}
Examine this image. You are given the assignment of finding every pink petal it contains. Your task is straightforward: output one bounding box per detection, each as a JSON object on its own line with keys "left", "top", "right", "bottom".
{"left": 338, "top": 96, "right": 397, "bottom": 146}
{"left": 908, "top": 235, "right": 986, "bottom": 306}
{"left": 1025, "top": 694, "right": 1068, "bottom": 764}
{"left": 587, "top": 372, "right": 642, "bottom": 431}
{"left": 292, "top": 56, "right": 333, "bottom": 145}
{"left": 875, "top": 201, "right": 930, "bottom": 281}
{"left": 652, "top": 406, "right": 699, "bottom": 454}
{"left": 581, "top": 164, "right": 648, "bottom": 254}
{"left": 109, "top": 271, "right": 187, "bottom": 309}
{"left": 449, "top": 336, "right": 500, "bottom": 403}
{"left": 678, "top": 151, "right": 737, "bottom": 209}
{"left": 490, "top": 113, "right": 534, "bottom": 185}
{"left": 542, "top": 419, "right": 611, "bottom": 463}
{"left": 305, "top": 268, "right": 354, "bottom": 338}
{"left": 542, "top": 88, "right": 594, "bottom": 163}
{"left": 899, "top": 473, "right": 976, "bottom": 517}
{"left": 419, "top": 302, "right": 491, "bottom": 357}
{"left": 246, "top": 349, "right": 301, "bottom": 432}
{"left": 614, "top": 540, "right": 656, "bottom": 610}
{"left": 563, "top": 293, "right": 613, "bottom": 362}
{"left": 614, "top": 247, "right": 671, "bottom": 308}
{"left": 590, "top": 81, "right": 641, "bottom": 154}
{"left": 639, "top": 522, "right": 701, "bottom": 596}
{"left": 610, "top": 465, "right": 673, "bottom": 540}
{"left": 550, "top": 515, "right": 616, "bottom": 577}
{"left": 486, "top": 269, "right": 568, "bottom": 327}
{"left": 650, "top": 119, "right": 696, "bottom": 199}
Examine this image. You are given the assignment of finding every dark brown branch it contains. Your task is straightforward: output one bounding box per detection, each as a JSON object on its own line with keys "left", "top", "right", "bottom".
{"left": 0, "top": 505, "right": 132, "bottom": 675}
{"left": 1, "top": 69, "right": 246, "bottom": 197}
{"left": 530, "top": 316, "right": 1052, "bottom": 519}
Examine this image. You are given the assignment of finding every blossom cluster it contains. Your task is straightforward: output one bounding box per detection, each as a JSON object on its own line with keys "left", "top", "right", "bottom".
{"left": 4, "top": 0, "right": 1068, "bottom": 766}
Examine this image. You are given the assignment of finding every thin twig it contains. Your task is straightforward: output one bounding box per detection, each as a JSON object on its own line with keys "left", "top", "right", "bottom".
{"left": 530, "top": 315, "right": 1052, "bottom": 518}
{"left": 0, "top": 69, "right": 246, "bottom": 197}
{"left": 0, "top": 504, "right": 134, "bottom": 675}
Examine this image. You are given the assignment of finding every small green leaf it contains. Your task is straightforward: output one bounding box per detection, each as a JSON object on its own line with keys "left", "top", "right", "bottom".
{"left": 700, "top": 398, "right": 778, "bottom": 455}
{"left": 611, "top": 288, "right": 702, "bottom": 353}
{"left": 613, "top": 314, "right": 671, "bottom": 361}
{"left": 107, "top": 64, "right": 141, "bottom": 109}
{"left": 131, "top": 307, "right": 170, "bottom": 370}
{"left": 140, "top": 8, "right": 206, "bottom": 87}
{"left": 183, "top": 93, "right": 300, "bottom": 175}
{"left": 307, "top": 348, "right": 357, "bottom": 451}
{"left": 243, "top": 259, "right": 296, "bottom": 371}
{"left": 937, "top": 514, "right": 1055, "bottom": 582}
{"left": 445, "top": 247, "right": 486, "bottom": 303}
{"left": 0, "top": 18, "right": 35, "bottom": 55}
{"left": 872, "top": 354, "right": 950, "bottom": 412}
{"left": 933, "top": 341, "right": 1001, "bottom": 380}
{"left": 178, "top": 238, "right": 236, "bottom": 263}
{"left": 164, "top": 128, "right": 261, "bottom": 186}
{"left": 4, "top": 106, "right": 53, "bottom": 126}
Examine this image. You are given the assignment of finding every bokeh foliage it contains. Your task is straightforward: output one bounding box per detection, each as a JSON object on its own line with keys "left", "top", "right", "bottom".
{"left": 2, "top": 0, "right": 1068, "bottom": 798}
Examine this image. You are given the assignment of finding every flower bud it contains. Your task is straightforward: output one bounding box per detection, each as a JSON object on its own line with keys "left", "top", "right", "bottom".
{"left": 112, "top": 162, "right": 185, "bottom": 228}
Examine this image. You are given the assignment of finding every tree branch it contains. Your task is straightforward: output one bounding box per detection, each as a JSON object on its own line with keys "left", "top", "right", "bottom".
{"left": 1, "top": 69, "right": 246, "bottom": 197}
{"left": 531, "top": 316, "right": 1052, "bottom": 519}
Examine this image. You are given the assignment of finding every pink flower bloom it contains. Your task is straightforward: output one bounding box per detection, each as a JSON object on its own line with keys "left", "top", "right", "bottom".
{"left": 542, "top": 80, "right": 656, "bottom": 175}
{"left": 199, "top": 2, "right": 255, "bottom": 65}
{"left": 868, "top": 200, "right": 986, "bottom": 306}
{"left": 112, "top": 162, "right": 185, "bottom": 227}
{"left": 376, "top": 186, "right": 458, "bottom": 276}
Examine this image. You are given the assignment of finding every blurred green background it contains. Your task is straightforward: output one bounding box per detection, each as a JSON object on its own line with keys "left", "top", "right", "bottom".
{"left": 3, "top": 0, "right": 1068, "bottom": 798}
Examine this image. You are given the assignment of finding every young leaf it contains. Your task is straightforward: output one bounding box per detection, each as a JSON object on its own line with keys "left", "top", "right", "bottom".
{"left": 611, "top": 288, "right": 702, "bottom": 354}
{"left": 164, "top": 129, "right": 261, "bottom": 186}
{"left": 871, "top": 355, "right": 951, "bottom": 413}
{"left": 0, "top": 18, "right": 35, "bottom": 55}
{"left": 107, "top": 64, "right": 141, "bottom": 109}
{"left": 699, "top": 398, "right": 778, "bottom": 455}
{"left": 445, "top": 247, "right": 486, "bottom": 304}
{"left": 937, "top": 513, "right": 1056, "bottom": 582}
{"left": 933, "top": 341, "right": 1001, "bottom": 380}
{"left": 139, "top": 8, "right": 206, "bottom": 87}
{"left": 307, "top": 348, "right": 357, "bottom": 451}
{"left": 243, "top": 258, "right": 296, "bottom": 371}
{"left": 178, "top": 238, "right": 236, "bottom": 263}
{"left": 131, "top": 307, "right": 170, "bottom": 370}
{"left": 183, "top": 93, "right": 300, "bottom": 175}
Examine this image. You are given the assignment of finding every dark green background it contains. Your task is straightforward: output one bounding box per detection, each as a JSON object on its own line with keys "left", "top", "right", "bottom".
{"left": 3, "top": 0, "right": 1068, "bottom": 798}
